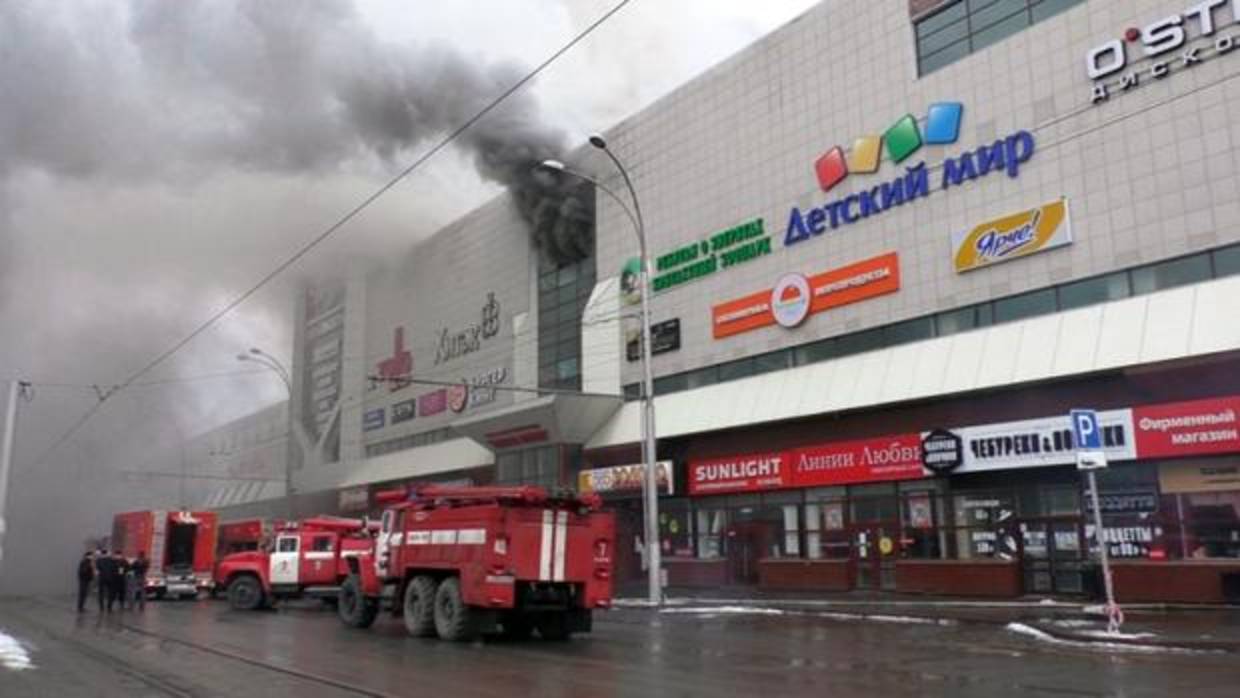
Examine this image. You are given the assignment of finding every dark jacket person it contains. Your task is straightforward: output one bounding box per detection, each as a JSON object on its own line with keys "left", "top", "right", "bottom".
{"left": 76, "top": 552, "right": 94, "bottom": 612}
{"left": 94, "top": 551, "right": 119, "bottom": 612}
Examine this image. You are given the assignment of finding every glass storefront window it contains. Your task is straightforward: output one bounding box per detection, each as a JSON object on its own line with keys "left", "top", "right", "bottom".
{"left": 1214, "top": 243, "right": 1240, "bottom": 277}
{"left": 1057, "top": 272, "right": 1130, "bottom": 310}
{"left": 993, "top": 287, "right": 1056, "bottom": 323}
{"left": 850, "top": 483, "right": 898, "bottom": 522}
{"left": 496, "top": 446, "right": 559, "bottom": 489}
{"left": 1131, "top": 253, "right": 1211, "bottom": 294}
{"left": 1087, "top": 464, "right": 1161, "bottom": 560}
{"left": 952, "top": 492, "right": 1017, "bottom": 559}
{"left": 900, "top": 483, "right": 948, "bottom": 559}
{"left": 806, "top": 487, "right": 848, "bottom": 560}
{"left": 659, "top": 499, "right": 693, "bottom": 558}
{"left": 695, "top": 507, "right": 726, "bottom": 560}
{"left": 935, "top": 305, "right": 978, "bottom": 336}
{"left": 760, "top": 491, "right": 803, "bottom": 558}
{"left": 1181, "top": 492, "right": 1240, "bottom": 559}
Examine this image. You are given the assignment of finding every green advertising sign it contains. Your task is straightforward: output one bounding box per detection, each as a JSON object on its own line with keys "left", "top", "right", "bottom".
{"left": 652, "top": 218, "right": 770, "bottom": 293}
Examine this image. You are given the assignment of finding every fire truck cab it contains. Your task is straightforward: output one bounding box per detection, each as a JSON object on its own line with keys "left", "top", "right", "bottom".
{"left": 215, "top": 516, "right": 377, "bottom": 610}
{"left": 337, "top": 485, "right": 615, "bottom": 642}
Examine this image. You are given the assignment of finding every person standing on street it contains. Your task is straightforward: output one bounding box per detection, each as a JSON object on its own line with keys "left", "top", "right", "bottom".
{"left": 111, "top": 550, "right": 129, "bottom": 611}
{"left": 128, "top": 551, "right": 149, "bottom": 611}
{"left": 95, "top": 550, "right": 118, "bottom": 612}
{"left": 76, "top": 551, "right": 94, "bottom": 613}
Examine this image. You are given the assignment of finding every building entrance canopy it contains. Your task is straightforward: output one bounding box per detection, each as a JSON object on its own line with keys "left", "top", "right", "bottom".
{"left": 452, "top": 392, "right": 623, "bottom": 450}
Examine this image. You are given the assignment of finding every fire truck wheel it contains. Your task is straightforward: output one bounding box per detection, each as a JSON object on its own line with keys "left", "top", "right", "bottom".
{"left": 535, "top": 612, "right": 572, "bottom": 641}
{"left": 228, "top": 575, "right": 265, "bottom": 611}
{"left": 433, "top": 577, "right": 477, "bottom": 642}
{"left": 402, "top": 576, "right": 438, "bottom": 637}
{"left": 338, "top": 575, "right": 378, "bottom": 629}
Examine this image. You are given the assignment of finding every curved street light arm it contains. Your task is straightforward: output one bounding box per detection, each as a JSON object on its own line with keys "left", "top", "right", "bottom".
{"left": 596, "top": 147, "right": 647, "bottom": 259}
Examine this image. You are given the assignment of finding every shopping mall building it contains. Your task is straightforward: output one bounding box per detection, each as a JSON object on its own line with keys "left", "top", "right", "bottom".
{"left": 219, "top": 0, "right": 1240, "bottom": 603}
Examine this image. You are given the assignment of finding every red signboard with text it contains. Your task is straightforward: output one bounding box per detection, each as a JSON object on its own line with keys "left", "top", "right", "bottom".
{"left": 788, "top": 434, "right": 924, "bottom": 487}
{"left": 689, "top": 451, "right": 789, "bottom": 495}
{"left": 711, "top": 252, "right": 901, "bottom": 338}
{"left": 1132, "top": 396, "right": 1240, "bottom": 459}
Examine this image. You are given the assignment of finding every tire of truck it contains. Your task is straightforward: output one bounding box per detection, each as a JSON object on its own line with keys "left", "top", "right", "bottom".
{"left": 228, "top": 575, "right": 265, "bottom": 611}
{"left": 402, "top": 576, "right": 438, "bottom": 637}
{"left": 499, "top": 612, "right": 534, "bottom": 640}
{"left": 154, "top": 589, "right": 166, "bottom": 601}
{"left": 432, "top": 577, "right": 477, "bottom": 642}
{"left": 535, "top": 612, "right": 572, "bottom": 641}
{"left": 338, "top": 575, "right": 378, "bottom": 629}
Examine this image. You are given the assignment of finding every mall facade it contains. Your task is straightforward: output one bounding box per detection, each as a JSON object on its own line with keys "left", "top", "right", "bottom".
{"left": 223, "top": 0, "right": 1240, "bottom": 603}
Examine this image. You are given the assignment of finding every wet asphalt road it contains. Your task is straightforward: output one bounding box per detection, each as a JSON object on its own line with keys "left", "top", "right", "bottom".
{"left": 2, "top": 597, "right": 1239, "bottom": 697}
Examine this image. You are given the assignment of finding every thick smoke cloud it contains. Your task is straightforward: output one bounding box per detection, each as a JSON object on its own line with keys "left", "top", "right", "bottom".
{"left": 0, "top": 0, "right": 591, "bottom": 264}
{"left": 0, "top": 0, "right": 593, "bottom": 594}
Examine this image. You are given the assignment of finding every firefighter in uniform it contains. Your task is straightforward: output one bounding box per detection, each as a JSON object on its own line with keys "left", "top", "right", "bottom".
{"left": 95, "top": 550, "right": 118, "bottom": 612}
{"left": 76, "top": 551, "right": 94, "bottom": 612}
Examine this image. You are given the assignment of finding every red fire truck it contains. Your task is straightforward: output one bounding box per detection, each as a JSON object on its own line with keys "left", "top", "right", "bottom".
{"left": 214, "top": 516, "right": 377, "bottom": 610}
{"left": 112, "top": 510, "right": 219, "bottom": 599}
{"left": 337, "top": 485, "right": 615, "bottom": 642}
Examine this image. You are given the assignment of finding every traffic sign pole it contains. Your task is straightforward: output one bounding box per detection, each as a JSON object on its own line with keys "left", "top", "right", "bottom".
{"left": 1085, "top": 468, "right": 1122, "bottom": 633}
{"left": 1071, "top": 409, "right": 1123, "bottom": 633}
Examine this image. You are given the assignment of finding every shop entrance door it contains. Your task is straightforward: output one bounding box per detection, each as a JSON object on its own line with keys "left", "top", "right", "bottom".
{"left": 613, "top": 505, "right": 643, "bottom": 588}
{"left": 853, "top": 525, "right": 897, "bottom": 590}
{"left": 726, "top": 521, "right": 774, "bottom": 585}
{"left": 1020, "top": 519, "right": 1085, "bottom": 595}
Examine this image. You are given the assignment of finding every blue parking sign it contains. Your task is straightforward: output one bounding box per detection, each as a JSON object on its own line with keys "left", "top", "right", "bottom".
{"left": 1070, "top": 409, "right": 1101, "bottom": 450}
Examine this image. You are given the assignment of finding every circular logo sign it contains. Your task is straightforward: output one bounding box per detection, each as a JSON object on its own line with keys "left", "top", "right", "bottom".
{"left": 921, "top": 428, "right": 964, "bottom": 474}
{"left": 447, "top": 383, "right": 469, "bottom": 413}
{"left": 770, "top": 273, "right": 811, "bottom": 328}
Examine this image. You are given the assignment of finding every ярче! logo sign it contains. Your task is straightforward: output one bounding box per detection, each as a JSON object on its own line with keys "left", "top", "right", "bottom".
{"left": 951, "top": 199, "right": 1072, "bottom": 273}
{"left": 1087, "top": 1, "right": 1240, "bottom": 104}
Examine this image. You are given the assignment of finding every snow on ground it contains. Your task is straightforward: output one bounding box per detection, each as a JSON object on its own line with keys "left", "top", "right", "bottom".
{"left": 1074, "top": 629, "right": 1158, "bottom": 640}
{"left": 0, "top": 629, "right": 34, "bottom": 671}
{"left": 659, "top": 606, "right": 787, "bottom": 616}
{"left": 1005, "top": 623, "right": 1205, "bottom": 654}
{"left": 657, "top": 605, "right": 956, "bottom": 626}
{"left": 1046, "top": 619, "right": 1095, "bottom": 628}
{"left": 616, "top": 596, "right": 1081, "bottom": 610}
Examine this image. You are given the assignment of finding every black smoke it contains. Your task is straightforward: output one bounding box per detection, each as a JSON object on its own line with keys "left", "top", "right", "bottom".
{"left": 0, "top": 0, "right": 593, "bottom": 264}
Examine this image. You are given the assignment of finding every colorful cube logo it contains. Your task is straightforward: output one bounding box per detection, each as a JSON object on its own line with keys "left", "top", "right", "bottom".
{"left": 925, "top": 102, "right": 963, "bottom": 144}
{"left": 848, "top": 136, "right": 882, "bottom": 174}
{"left": 810, "top": 102, "right": 963, "bottom": 193}
{"left": 884, "top": 115, "right": 922, "bottom": 163}
{"left": 814, "top": 146, "right": 848, "bottom": 193}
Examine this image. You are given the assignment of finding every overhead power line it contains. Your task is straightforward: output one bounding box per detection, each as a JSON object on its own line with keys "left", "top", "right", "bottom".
{"left": 24, "top": 0, "right": 636, "bottom": 470}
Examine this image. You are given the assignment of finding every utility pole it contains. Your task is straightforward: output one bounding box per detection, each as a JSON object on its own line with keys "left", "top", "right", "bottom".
{"left": 0, "top": 380, "right": 27, "bottom": 565}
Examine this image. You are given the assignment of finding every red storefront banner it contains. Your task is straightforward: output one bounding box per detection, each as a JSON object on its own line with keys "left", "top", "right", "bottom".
{"left": 689, "top": 451, "right": 789, "bottom": 495}
{"left": 788, "top": 434, "right": 924, "bottom": 487}
{"left": 1132, "top": 395, "right": 1240, "bottom": 459}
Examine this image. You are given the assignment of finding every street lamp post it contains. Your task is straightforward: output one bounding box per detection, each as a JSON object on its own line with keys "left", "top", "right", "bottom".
{"left": 539, "top": 135, "right": 662, "bottom": 605}
{"left": 237, "top": 348, "right": 297, "bottom": 520}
